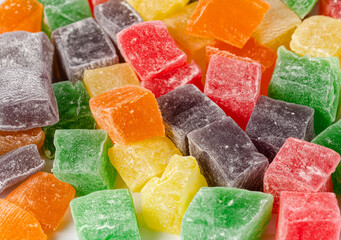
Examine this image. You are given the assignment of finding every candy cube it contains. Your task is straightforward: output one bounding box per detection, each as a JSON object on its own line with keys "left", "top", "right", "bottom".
{"left": 117, "top": 21, "right": 187, "bottom": 82}
{"left": 52, "top": 18, "right": 118, "bottom": 82}
{"left": 252, "top": 0, "right": 301, "bottom": 50}
{"left": 90, "top": 86, "right": 165, "bottom": 145}
{"left": 281, "top": 0, "right": 318, "bottom": 19}
{"left": 264, "top": 137, "right": 340, "bottom": 212}
{"left": 205, "top": 54, "right": 262, "bottom": 130}
{"left": 245, "top": 96, "right": 315, "bottom": 161}
{"left": 0, "top": 145, "right": 45, "bottom": 193}
{"left": 180, "top": 187, "right": 273, "bottom": 240}
{"left": 188, "top": 118, "right": 269, "bottom": 191}
{"left": 70, "top": 190, "right": 140, "bottom": 240}
{"left": 6, "top": 172, "right": 75, "bottom": 232}
{"left": 0, "top": 0, "right": 42, "bottom": 34}
{"left": 142, "top": 62, "right": 203, "bottom": 98}
{"left": 268, "top": 46, "right": 341, "bottom": 134}
{"left": 94, "top": 0, "right": 143, "bottom": 44}
{"left": 0, "top": 199, "right": 46, "bottom": 240}
{"left": 38, "top": 0, "right": 92, "bottom": 36}
{"left": 53, "top": 129, "right": 117, "bottom": 196}
{"left": 290, "top": 16, "right": 341, "bottom": 60}
{"left": 83, "top": 63, "right": 140, "bottom": 98}
{"left": 127, "top": 0, "right": 190, "bottom": 20}
{"left": 185, "top": 0, "right": 270, "bottom": 48}
{"left": 141, "top": 155, "right": 207, "bottom": 234}
{"left": 42, "top": 81, "right": 96, "bottom": 159}
{"left": 312, "top": 120, "right": 341, "bottom": 194}
{"left": 277, "top": 192, "right": 341, "bottom": 240}
{"left": 108, "top": 137, "right": 182, "bottom": 192}
{"left": 320, "top": 0, "right": 341, "bottom": 20}
{"left": 157, "top": 84, "right": 226, "bottom": 155}
{"left": 0, "top": 128, "right": 45, "bottom": 156}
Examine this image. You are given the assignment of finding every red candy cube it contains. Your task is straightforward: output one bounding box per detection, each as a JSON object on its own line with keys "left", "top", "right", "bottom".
{"left": 264, "top": 138, "right": 340, "bottom": 212}
{"left": 141, "top": 62, "right": 203, "bottom": 98}
{"left": 319, "top": 0, "right": 341, "bottom": 20}
{"left": 205, "top": 54, "right": 261, "bottom": 130}
{"left": 277, "top": 191, "right": 341, "bottom": 240}
{"left": 117, "top": 21, "right": 187, "bottom": 82}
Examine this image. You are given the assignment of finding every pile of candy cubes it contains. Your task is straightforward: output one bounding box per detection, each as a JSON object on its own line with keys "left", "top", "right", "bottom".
{"left": 1, "top": 0, "right": 341, "bottom": 239}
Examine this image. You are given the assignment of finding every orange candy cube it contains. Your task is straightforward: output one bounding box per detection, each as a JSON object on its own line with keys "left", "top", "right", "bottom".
{"left": 0, "top": 199, "right": 47, "bottom": 240}
{"left": 0, "top": 0, "right": 43, "bottom": 34}
{"left": 6, "top": 172, "right": 75, "bottom": 232}
{"left": 90, "top": 86, "right": 165, "bottom": 145}
{"left": 185, "top": 0, "right": 270, "bottom": 48}
{"left": 0, "top": 128, "right": 45, "bottom": 156}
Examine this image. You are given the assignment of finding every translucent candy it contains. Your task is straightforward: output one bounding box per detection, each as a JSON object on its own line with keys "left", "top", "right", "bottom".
{"left": 52, "top": 18, "right": 118, "bottom": 82}
{"left": 141, "top": 155, "right": 207, "bottom": 234}
{"left": 319, "top": 0, "right": 341, "bottom": 20}
{"left": 0, "top": 145, "right": 45, "bottom": 193}
{"left": 281, "top": 0, "right": 318, "bottom": 19}
{"left": 188, "top": 118, "right": 269, "bottom": 191}
{"left": 108, "top": 136, "right": 182, "bottom": 192}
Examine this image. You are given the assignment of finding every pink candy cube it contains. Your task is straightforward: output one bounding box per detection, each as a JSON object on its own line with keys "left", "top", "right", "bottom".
{"left": 205, "top": 54, "right": 261, "bottom": 130}
{"left": 277, "top": 191, "right": 341, "bottom": 240}
{"left": 141, "top": 62, "right": 203, "bottom": 98}
{"left": 264, "top": 138, "right": 340, "bottom": 212}
{"left": 117, "top": 21, "right": 187, "bottom": 82}
{"left": 320, "top": 0, "right": 341, "bottom": 20}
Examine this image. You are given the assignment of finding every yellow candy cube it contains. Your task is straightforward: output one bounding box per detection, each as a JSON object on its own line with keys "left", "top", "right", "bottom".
{"left": 141, "top": 155, "right": 207, "bottom": 234}
{"left": 127, "top": 0, "right": 190, "bottom": 21}
{"left": 291, "top": 16, "right": 341, "bottom": 59}
{"left": 108, "top": 137, "right": 181, "bottom": 192}
{"left": 83, "top": 63, "right": 140, "bottom": 98}
{"left": 252, "top": 0, "right": 301, "bottom": 50}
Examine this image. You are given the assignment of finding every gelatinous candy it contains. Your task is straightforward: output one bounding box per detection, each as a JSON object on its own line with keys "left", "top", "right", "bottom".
{"left": 70, "top": 189, "right": 140, "bottom": 240}
{"left": 290, "top": 16, "right": 341, "bottom": 60}
{"left": 108, "top": 136, "right": 181, "bottom": 192}
{"left": 281, "top": 0, "right": 318, "bottom": 19}
{"left": 117, "top": 21, "right": 187, "bottom": 82}
{"left": 53, "top": 129, "right": 117, "bottom": 196}
{"left": 312, "top": 120, "right": 341, "bottom": 194}
{"left": 205, "top": 54, "right": 261, "bottom": 130}
{"left": 141, "top": 155, "right": 207, "bottom": 234}
{"left": 83, "top": 63, "right": 140, "bottom": 98}
{"left": 127, "top": 0, "right": 189, "bottom": 20}
{"left": 188, "top": 118, "right": 269, "bottom": 191}
{"left": 91, "top": 0, "right": 108, "bottom": 8}
{"left": 264, "top": 137, "right": 340, "bottom": 212}
{"left": 319, "top": 0, "right": 341, "bottom": 20}
{"left": 142, "top": 62, "right": 203, "bottom": 98}
{"left": 185, "top": 0, "right": 270, "bottom": 48}
{"left": 0, "top": 128, "right": 45, "bottom": 156}
{"left": 252, "top": 0, "right": 301, "bottom": 50}
{"left": 6, "top": 172, "right": 75, "bottom": 232}
{"left": 0, "top": 199, "right": 46, "bottom": 240}
{"left": 0, "top": 0, "right": 42, "bottom": 34}
{"left": 181, "top": 187, "right": 273, "bottom": 240}
{"left": 94, "top": 0, "right": 143, "bottom": 44}
{"left": 157, "top": 84, "right": 226, "bottom": 155}
{"left": 42, "top": 81, "right": 96, "bottom": 159}
{"left": 90, "top": 86, "right": 165, "bottom": 145}
{"left": 268, "top": 46, "right": 341, "bottom": 134}
{"left": 38, "top": 0, "right": 92, "bottom": 36}
{"left": 0, "top": 145, "right": 45, "bottom": 193}
{"left": 245, "top": 96, "right": 315, "bottom": 161}
{"left": 52, "top": 18, "right": 118, "bottom": 82}
{"left": 277, "top": 192, "right": 341, "bottom": 240}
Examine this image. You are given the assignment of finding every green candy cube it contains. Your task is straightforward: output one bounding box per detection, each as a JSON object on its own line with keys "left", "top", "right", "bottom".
{"left": 38, "top": 0, "right": 92, "bottom": 36}
{"left": 281, "top": 0, "right": 318, "bottom": 19}
{"left": 312, "top": 120, "right": 341, "bottom": 194}
{"left": 70, "top": 190, "right": 141, "bottom": 240}
{"left": 181, "top": 187, "right": 273, "bottom": 240}
{"left": 42, "top": 81, "right": 96, "bottom": 159}
{"left": 268, "top": 46, "right": 341, "bottom": 134}
{"left": 53, "top": 129, "right": 117, "bottom": 196}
